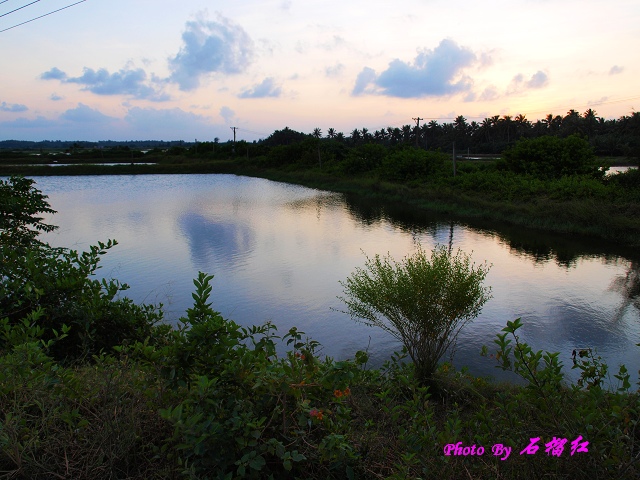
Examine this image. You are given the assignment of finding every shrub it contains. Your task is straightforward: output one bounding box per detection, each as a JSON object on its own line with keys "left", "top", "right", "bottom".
{"left": 338, "top": 244, "right": 491, "bottom": 385}
{"left": 379, "top": 148, "right": 446, "bottom": 182}
{"left": 340, "top": 144, "right": 387, "bottom": 174}
{"left": 0, "top": 176, "right": 163, "bottom": 361}
{"left": 0, "top": 176, "right": 56, "bottom": 250}
{"left": 503, "top": 134, "right": 600, "bottom": 179}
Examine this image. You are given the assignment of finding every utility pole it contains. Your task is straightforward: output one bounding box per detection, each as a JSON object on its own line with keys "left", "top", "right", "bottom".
{"left": 452, "top": 141, "right": 457, "bottom": 177}
{"left": 230, "top": 127, "right": 237, "bottom": 155}
{"left": 412, "top": 117, "right": 424, "bottom": 148}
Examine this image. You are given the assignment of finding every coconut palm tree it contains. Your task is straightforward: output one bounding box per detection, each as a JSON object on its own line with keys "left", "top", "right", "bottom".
{"left": 312, "top": 128, "right": 322, "bottom": 168}
{"left": 583, "top": 109, "right": 598, "bottom": 140}
{"left": 350, "top": 128, "right": 361, "bottom": 145}
{"left": 514, "top": 114, "right": 531, "bottom": 140}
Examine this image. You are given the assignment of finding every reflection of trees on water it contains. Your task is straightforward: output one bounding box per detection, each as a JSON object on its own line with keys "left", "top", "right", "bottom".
{"left": 282, "top": 190, "right": 639, "bottom": 280}
{"left": 284, "top": 193, "right": 343, "bottom": 223}
{"left": 340, "top": 193, "right": 640, "bottom": 270}
{"left": 341, "top": 193, "right": 444, "bottom": 240}
{"left": 177, "top": 212, "right": 256, "bottom": 271}
{"left": 609, "top": 260, "right": 640, "bottom": 320}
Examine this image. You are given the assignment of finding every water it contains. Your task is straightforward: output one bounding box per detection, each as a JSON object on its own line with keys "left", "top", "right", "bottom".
{"left": 29, "top": 174, "right": 640, "bottom": 386}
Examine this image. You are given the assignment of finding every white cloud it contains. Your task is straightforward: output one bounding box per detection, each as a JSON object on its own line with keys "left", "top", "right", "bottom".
{"left": 609, "top": 65, "right": 624, "bottom": 75}
{"left": 169, "top": 12, "right": 255, "bottom": 91}
{"left": 508, "top": 70, "right": 548, "bottom": 94}
{"left": 0, "top": 101, "right": 28, "bottom": 113}
{"left": 479, "top": 86, "right": 500, "bottom": 102}
{"left": 526, "top": 70, "right": 548, "bottom": 88}
{"left": 40, "top": 67, "right": 67, "bottom": 80}
{"left": 352, "top": 39, "right": 477, "bottom": 98}
{"left": 219, "top": 106, "right": 235, "bottom": 124}
{"left": 41, "top": 66, "right": 169, "bottom": 101}
{"left": 238, "top": 77, "right": 281, "bottom": 98}
{"left": 352, "top": 67, "right": 377, "bottom": 96}
{"left": 325, "top": 63, "right": 345, "bottom": 78}
{"left": 60, "top": 103, "right": 115, "bottom": 123}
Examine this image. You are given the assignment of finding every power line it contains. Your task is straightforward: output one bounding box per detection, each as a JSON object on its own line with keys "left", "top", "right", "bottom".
{"left": 0, "top": 0, "right": 40, "bottom": 19}
{"left": 0, "top": 0, "right": 86, "bottom": 33}
{"left": 237, "top": 127, "right": 270, "bottom": 137}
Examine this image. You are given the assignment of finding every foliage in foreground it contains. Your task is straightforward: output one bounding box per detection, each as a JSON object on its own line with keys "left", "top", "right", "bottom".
{"left": 2, "top": 274, "right": 639, "bottom": 479}
{"left": 1, "top": 176, "right": 639, "bottom": 479}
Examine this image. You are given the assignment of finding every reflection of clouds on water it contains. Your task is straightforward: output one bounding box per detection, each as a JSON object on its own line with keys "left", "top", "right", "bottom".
{"left": 178, "top": 212, "right": 255, "bottom": 271}
{"left": 530, "top": 302, "right": 623, "bottom": 351}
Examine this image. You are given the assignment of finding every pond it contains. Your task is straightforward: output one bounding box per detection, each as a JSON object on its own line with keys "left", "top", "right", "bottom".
{"left": 31, "top": 174, "right": 640, "bottom": 385}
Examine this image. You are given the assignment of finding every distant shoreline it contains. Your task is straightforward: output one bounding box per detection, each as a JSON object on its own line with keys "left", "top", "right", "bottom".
{"left": 3, "top": 159, "right": 639, "bottom": 248}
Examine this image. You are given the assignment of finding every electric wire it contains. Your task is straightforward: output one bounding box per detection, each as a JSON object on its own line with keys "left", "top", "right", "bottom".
{"left": 0, "top": 0, "right": 86, "bottom": 33}
{"left": 238, "top": 128, "right": 271, "bottom": 137}
{"left": 0, "top": 0, "right": 40, "bottom": 19}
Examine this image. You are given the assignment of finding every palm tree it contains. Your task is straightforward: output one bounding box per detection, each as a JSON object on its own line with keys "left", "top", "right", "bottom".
{"left": 389, "top": 127, "right": 402, "bottom": 145}
{"left": 562, "top": 109, "right": 583, "bottom": 137}
{"left": 420, "top": 123, "right": 429, "bottom": 149}
{"left": 500, "top": 115, "right": 513, "bottom": 143}
{"left": 514, "top": 114, "right": 531, "bottom": 140}
{"left": 327, "top": 127, "right": 336, "bottom": 139}
{"left": 480, "top": 117, "right": 493, "bottom": 143}
{"left": 312, "top": 128, "right": 322, "bottom": 168}
{"left": 583, "top": 109, "right": 598, "bottom": 140}
{"left": 350, "top": 128, "right": 361, "bottom": 145}
{"left": 401, "top": 125, "right": 412, "bottom": 144}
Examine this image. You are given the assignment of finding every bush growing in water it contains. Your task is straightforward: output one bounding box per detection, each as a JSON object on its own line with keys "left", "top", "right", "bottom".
{"left": 338, "top": 244, "right": 491, "bottom": 385}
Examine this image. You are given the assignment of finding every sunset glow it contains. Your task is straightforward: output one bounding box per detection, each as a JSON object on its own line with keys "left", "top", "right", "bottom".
{"left": 1, "top": 0, "right": 638, "bottom": 141}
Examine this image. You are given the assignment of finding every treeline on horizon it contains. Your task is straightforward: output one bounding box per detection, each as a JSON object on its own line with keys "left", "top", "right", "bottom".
{"left": 1, "top": 108, "right": 639, "bottom": 159}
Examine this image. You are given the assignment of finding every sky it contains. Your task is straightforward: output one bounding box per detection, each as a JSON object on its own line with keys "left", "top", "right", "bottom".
{"left": 1, "top": 0, "right": 639, "bottom": 142}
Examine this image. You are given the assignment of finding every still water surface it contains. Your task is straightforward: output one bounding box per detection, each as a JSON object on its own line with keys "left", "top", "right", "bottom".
{"left": 33, "top": 174, "right": 640, "bottom": 385}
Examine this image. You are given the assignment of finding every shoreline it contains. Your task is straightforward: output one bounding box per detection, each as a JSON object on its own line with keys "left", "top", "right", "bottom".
{"left": 2, "top": 160, "right": 639, "bottom": 248}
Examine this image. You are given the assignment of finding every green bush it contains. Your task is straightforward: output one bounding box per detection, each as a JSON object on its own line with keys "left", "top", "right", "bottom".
{"left": 0, "top": 176, "right": 163, "bottom": 361}
{"left": 0, "top": 176, "right": 56, "bottom": 250}
{"left": 338, "top": 244, "right": 491, "bottom": 385}
{"left": 340, "top": 144, "right": 387, "bottom": 175}
{"left": 503, "top": 134, "right": 600, "bottom": 179}
{"left": 379, "top": 148, "right": 446, "bottom": 182}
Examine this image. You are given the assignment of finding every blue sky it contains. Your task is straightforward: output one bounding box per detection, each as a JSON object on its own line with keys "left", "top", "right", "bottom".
{"left": 1, "top": 0, "right": 638, "bottom": 141}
